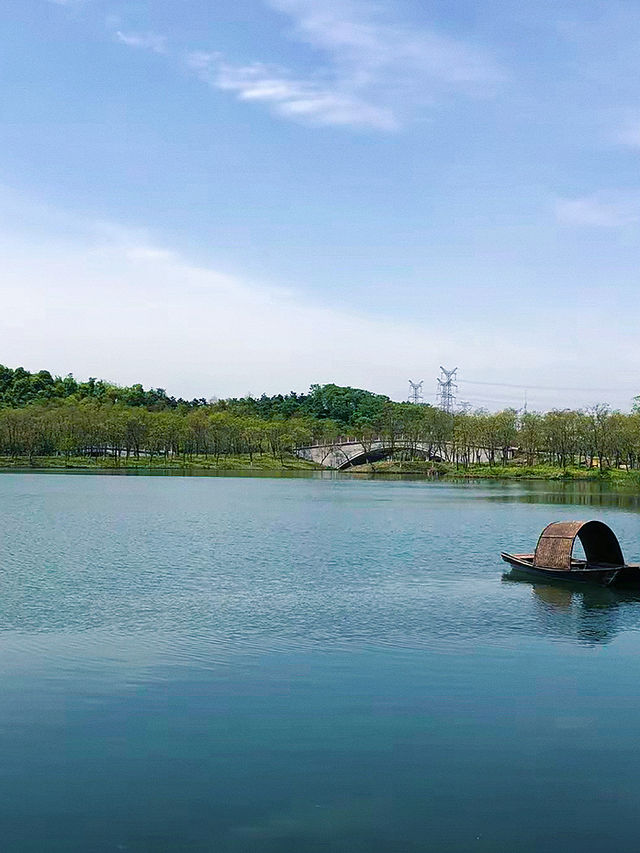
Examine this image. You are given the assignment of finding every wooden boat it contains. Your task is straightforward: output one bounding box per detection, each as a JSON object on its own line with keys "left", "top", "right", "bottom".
{"left": 501, "top": 520, "right": 640, "bottom": 586}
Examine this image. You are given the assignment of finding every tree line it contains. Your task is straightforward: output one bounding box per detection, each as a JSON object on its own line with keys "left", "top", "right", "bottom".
{"left": 2, "top": 396, "right": 640, "bottom": 470}
{"left": 1, "top": 365, "right": 640, "bottom": 469}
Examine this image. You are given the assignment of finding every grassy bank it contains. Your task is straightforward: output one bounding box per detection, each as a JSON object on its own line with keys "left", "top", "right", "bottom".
{"left": 0, "top": 454, "right": 322, "bottom": 472}
{"left": 3, "top": 455, "right": 640, "bottom": 486}
{"left": 346, "top": 459, "right": 640, "bottom": 485}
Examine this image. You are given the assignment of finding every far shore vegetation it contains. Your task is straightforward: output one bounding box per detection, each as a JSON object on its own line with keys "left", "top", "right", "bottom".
{"left": 2, "top": 456, "right": 640, "bottom": 487}
{"left": 0, "top": 454, "right": 320, "bottom": 472}
{"left": 2, "top": 363, "right": 640, "bottom": 483}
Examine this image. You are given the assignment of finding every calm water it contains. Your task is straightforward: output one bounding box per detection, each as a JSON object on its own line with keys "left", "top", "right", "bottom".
{"left": 2, "top": 473, "right": 640, "bottom": 852}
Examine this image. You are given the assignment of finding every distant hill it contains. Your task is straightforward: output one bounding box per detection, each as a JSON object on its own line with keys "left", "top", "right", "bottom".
{"left": 0, "top": 364, "right": 205, "bottom": 411}
{"left": 0, "top": 365, "right": 394, "bottom": 429}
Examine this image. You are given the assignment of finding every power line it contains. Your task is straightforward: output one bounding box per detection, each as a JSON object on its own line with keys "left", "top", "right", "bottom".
{"left": 463, "top": 396, "right": 520, "bottom": 405}
{"left": 462, "top": 378, "right": 633, "bottom": 394}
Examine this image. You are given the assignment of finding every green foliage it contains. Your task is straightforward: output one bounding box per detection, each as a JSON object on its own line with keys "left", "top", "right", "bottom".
{"left": 0, "top": 364, "right": 205, "bottom": 410}
{"left": 3, "top": 364, "right": 640, "bottom": 475}
{"left": 0, "top": 453, "right": 319, "bottom": 471}
{"left": 214, "top": 383, "right": 390, "bottom": 428}
{"left": 0, "top": 400, "right": 316, "bottom": 463}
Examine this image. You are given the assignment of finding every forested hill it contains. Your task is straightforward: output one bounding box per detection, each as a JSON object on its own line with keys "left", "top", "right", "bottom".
{"left": 4, "top": 364, "right": 640, "bottom": 472}
{"left": 218, "top": 384, "right": 390, "bottom": 426}
{"left": 0, "top": 364, "right": 390, "bottom": 428}
{"left": 0, "top": 364, "right": 206, "bottom": 410}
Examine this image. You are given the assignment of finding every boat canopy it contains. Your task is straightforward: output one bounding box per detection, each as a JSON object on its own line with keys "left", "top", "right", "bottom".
{"left": 533, "top": 520, "right": 625, "bottom": 571}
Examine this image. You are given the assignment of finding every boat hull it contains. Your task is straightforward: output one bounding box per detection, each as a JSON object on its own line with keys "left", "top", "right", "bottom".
{"left": 501, "top": 553, "right": 621, "bottom": 586}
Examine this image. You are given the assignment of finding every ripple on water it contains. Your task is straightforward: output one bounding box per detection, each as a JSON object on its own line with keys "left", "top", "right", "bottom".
{"left": 2, "top": 474, "right": 640, "bottom": 658}
{"left": 4, "top": 474, "right": 640, "bottom": 853}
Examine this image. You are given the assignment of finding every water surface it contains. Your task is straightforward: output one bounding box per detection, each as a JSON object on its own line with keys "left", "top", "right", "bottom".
{"left": 2, "top": 473, "right": 640, "bottom": 851}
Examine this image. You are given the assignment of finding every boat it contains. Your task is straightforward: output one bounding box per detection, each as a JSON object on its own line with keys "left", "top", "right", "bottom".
{"left": 501, "top": 520, "right": 640, "bottom": 586}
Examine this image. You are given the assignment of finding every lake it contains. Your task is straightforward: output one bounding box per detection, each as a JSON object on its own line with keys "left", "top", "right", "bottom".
{"left": 2, "top": 472, "right": 640, "bottom": 852}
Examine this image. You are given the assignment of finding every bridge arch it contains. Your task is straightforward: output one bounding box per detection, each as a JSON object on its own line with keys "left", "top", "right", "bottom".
{"left": 338, "top": 446, "right": 444, "bottom": 470}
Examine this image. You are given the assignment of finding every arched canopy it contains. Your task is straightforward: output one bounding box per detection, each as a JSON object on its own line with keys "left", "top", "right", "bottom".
{"left": 533, "top": 521, "right": 625, "bottom": 571}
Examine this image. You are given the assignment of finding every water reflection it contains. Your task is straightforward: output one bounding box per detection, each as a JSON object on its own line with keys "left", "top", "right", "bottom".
{"left": 488, "top": 481, "right": 640, "bottom": 510}
{"left": 503, "top": 571, "right": 640, "bottom": 645}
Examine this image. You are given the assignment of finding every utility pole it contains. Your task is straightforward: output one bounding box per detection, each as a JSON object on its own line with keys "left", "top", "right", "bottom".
{"left": 437, "top": 366, "right": 458, "bottom": 413}
{"left": 408, "top": 380, "right": 424, "bottom": 404}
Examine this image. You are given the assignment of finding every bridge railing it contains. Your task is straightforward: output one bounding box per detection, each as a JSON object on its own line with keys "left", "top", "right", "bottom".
{"left": 301, "top": 436, "right": 386, "bottom": 449}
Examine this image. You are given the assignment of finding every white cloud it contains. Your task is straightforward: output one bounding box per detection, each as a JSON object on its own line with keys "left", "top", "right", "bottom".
{"left": 187, "top": 0, "right": 501, "bottom": 130}
{"left": 116, "top": 31, "right": 167, "bottom": 54}
{"left": 188, "top": 54, "right": 397, "bottom": 130}
{"left": 268, "top": 0, "right": 502, "bottom": 88}
{"left": 0, "top": 226, "right": 453, "bottom": 399}
{"left": 555, "top": 195, "right": 639, "bottom": 228}
{"left": 0, "top": 191, "right": 552, "bottom": 403}
{"left": 2, "top": 193, "right": 638, "bottom": 408}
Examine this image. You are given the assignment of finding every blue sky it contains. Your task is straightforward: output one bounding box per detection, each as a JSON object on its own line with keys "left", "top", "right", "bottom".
{"left": 2, "top": 0, "right": 639, "bottom": 409}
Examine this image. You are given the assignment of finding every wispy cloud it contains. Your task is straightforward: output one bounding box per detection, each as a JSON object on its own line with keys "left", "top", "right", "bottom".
{"left": 188, "top": 0, "right": 502, "bottom": 130}
{"left": 555, "top": 195, "right": 639, "bottom": 228}
{"left": 268, "top": 0, "right": 501, "bottom": 88}
{"left": 116, "top": 31, "right": 167, "bottom": 54}
{"left": 3, "top": 187, "right": 639, "bottom": 409}
{"left": 0, "top": 198, "right": 468, "bottom": 400}
{"left": 187, "top": 54, "right": 397, "bottom": 130}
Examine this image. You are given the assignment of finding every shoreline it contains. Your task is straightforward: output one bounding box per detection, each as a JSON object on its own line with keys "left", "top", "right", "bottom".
{"left": 0, "top": 454, "right": 321, "bottom": 472}
{"left": 346, "top": 460, "right": 640, "bottom": 485}
{"left": 1, "top": 455, "right": 639, "bottom": 485}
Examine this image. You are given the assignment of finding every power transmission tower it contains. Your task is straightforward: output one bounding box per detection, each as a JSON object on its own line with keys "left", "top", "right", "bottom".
{"left": 408, "top": 380, "right": 424, "bottom": 404}
{"left": 437, "top": 366, "right": 458, "bottom": 413}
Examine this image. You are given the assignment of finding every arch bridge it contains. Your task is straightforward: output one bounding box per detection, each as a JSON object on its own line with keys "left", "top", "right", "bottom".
{"left": 295, "top": 439, "right": 473, "bottom": 470}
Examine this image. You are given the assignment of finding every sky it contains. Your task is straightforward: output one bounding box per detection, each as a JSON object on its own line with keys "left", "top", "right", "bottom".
{"left": 1, "top": 0, "right": 639, "bottom": 410}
